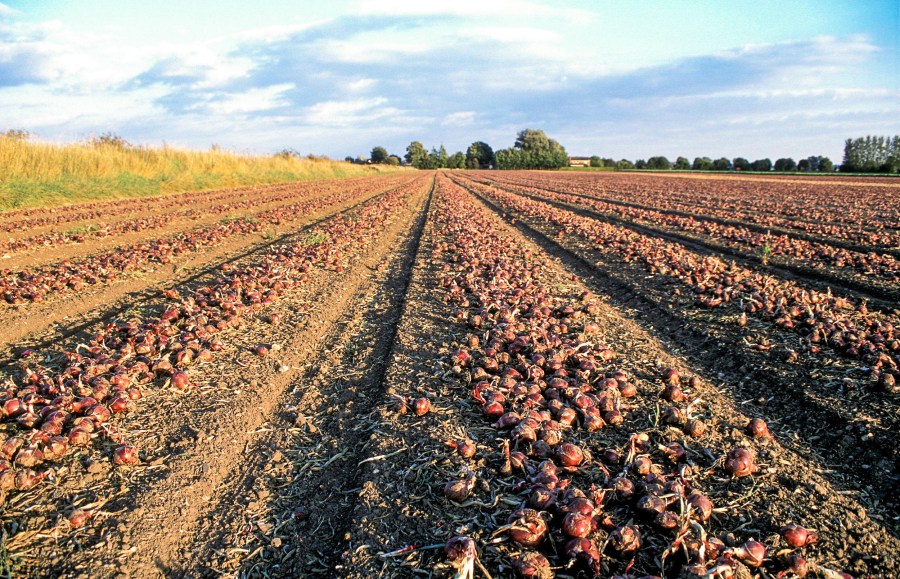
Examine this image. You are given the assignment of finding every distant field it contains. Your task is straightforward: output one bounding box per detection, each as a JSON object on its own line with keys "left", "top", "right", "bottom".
{"left": 0, "top": 136, "right": 401, "bottom": 211}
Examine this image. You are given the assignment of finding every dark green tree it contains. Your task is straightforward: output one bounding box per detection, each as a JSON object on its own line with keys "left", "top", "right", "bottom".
{"left": 818, "top": 157, "right": 834, "bottom": 172}
{"left": 732, "top": 157, "right": 750, "bottom": 171}
{"left": 774, "top": 157, "right": 796, "bottom": 172}
{"left": 692, "top": 157, "right": 714, "bottom": 171}
{"left": 495, "top": 129, "right": 568, "bottom": 170}
{"left": 370, "top": 146, "right": 389, "bottom": 164}
{"left": 750, "top": 158, "right": 772, "bottom": 171}
{"left": 797, "top": 158, "right": 811, "bottom": 172}
{"left": 615, "top": 159, "right": 635, "bottom": 170}
{"left": 405, "top": 141, "right": 428, "bottom": 168}
{"left": 673, "top": 156, "right": 691, "bottom": 170}
{"left": 428, "top": 145, "right": 448, "bottom": 169}
{"left": 465, "top": 141, "right": 495, "bottom": 169}
{"left": 589, "top": 155, "right": 602, "bottom": 168}
{"left": 713, "top": 157, "right": 732, "bottom": 171}
{"left": 646, "top": 156, "right": 672, "bottom": 170}
{"left": 448, "top": 151, "right": 466, "bottom": 169}
{"left": 634, "top": 159, "right": 647, "bottom": 169}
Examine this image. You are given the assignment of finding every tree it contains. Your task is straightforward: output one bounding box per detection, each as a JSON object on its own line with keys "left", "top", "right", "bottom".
{"left": 448, "top": 151, "right": 466, "bottom": 169}
{"left": 465, "top": 141, "right": 495, "bottom": 169}
{"left": 3, "top": 129, "right": 29, "bottom": 140}
{"left": 646, "top": 156, "right": 672, "bottom": 170}
{"left": 750, "top": 158, "right": 772, "bottom": 171}
{"left": 713, "top": 157, "right": 732, "bottom": 171}
{"left": 387, "top": 155, "right": 401, "bottom": 166}
{"left": 405, "top": 141, "right": 428, "bottom": 168}
{"left": 495, "top": 129, "right": 568, "bottom": 170}
{"left": 841, "top": 135, "right": 900, "bottom": 172}
{"left": 692, "top": 157, "right": 714, "bottom": 171}
{"left": 370, "top": 146, "right": 389, "bottom": 164}
{"left": 428, "top": 145, "right": 448, "bottom": 169}
{"left": 615, "top": 159, "right": 635, "bottom": 170}
{"left": 589, "top": 155, "right": 602, "bottom": 168}
{"left": 634, "top": 159, "right": 647, "bottom": 169}
{"left": 673, "top": 156, "right": 691, "bottom": 170}
{"left": 818, "top": 157, "right": 834, "bottom": 172}
{"left": 732, "top": 157, "right": 750, "bottom": 171}
{"left": 797, "top": 158, "right": 811, "bottom": 172}
{"left": 774, "top": 157, "right": 796, "bottom": 172}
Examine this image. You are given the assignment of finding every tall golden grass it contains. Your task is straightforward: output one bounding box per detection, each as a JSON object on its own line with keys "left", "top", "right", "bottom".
{"left": 0, "top": 135, "right": 399, "bottom": 211}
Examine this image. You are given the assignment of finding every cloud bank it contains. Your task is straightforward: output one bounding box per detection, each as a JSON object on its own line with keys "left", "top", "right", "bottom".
{"left": 0, "top": 2, "right": 896, "bottom": 162}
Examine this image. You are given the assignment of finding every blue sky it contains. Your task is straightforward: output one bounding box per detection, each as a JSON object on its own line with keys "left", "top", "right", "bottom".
{"left": 0, "top": 0, "right": 897, "bottom": 162}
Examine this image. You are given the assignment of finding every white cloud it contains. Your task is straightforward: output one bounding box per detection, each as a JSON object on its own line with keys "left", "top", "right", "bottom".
{"left": 302, "top": 97, "right": 404, "bottom": 127}
{"left": 355, "top": 0, "right": 593, "bottom": 23}
{"left": 0, "top": 3, "right": 15, "bottom": 18}
{"left": 345, "top": 78, "right": 377, "bottom": 92}
{"left": 204, "top": 83, "right": 295, "bottom": 115}
{"left": 441, "top": 111, "right": 476, "bottom": 127}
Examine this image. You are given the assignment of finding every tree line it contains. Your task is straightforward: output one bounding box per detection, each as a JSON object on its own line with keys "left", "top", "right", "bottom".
{"left": 589, "top": 155, "right": 835, "bottom": 173}
{"left": 841, "top": 135, "right": 900, "bottom": 173}
{"left": 356, "top": 132, "right": 900, "bottom": 174}
{"left": 362, "top": 129, "right": 569, "bottom": 170}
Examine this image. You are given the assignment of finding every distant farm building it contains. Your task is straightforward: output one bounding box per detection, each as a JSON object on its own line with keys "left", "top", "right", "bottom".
{"left": 568, "top": 156, "right": 591, "bottom": 167}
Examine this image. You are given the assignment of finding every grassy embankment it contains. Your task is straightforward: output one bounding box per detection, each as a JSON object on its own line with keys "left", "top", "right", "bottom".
{"left": 0, "top": 136, "right": 401, "bottom": 211}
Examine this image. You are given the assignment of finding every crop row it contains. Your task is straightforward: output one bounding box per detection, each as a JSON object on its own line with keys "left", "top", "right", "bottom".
{"left": 477, "top": 173, "right": 899, "bottom": 282}
{"left": 491, "top": 172, "right": 900, "bottom": 249}
{"left": 0, "top": 175, "right": 428, "bottom": 512}
{"left": 0, "top": 174, "right": 409, "bottom": 256}
{"left": 420, "top": 174, "right": 844, "bottom": 578}
{"left": 0, "top": 176, "right": 417, "bottom": 305}
{"left": 453, "top": 175, "right": 900, "bottom": 392}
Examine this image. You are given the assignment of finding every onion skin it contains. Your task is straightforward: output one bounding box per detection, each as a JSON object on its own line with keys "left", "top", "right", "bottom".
{"left": 171, "top": 371, "right": 190, "bottom": 391}
{"left": 785, "top": 552, "right": 809, "bottom": 577}
{"left": 68, "top": 508, "right": 92, "bottom": 528}
{"left": 565, "top": 538, "right": 602, "bottom": 575}
{"left": 746, "top": 417, "right": 772, "bottom": 439}
{"left": 734, "top": 539, "right": 766, "bottom": 567}
{"left": 113, "top": 444, "right": 139, "bottom": 466}
{"left": 556, "top": 443, "right": 584, "bottom": 467}
{"left": 724, "top": 447, "right": 758, "bottom": 477}
{"left": 507, "top": 508, "right": 548, "bottom": 547}
{"left": 512, "top": 551, "right": 552, "bottom": 579}
{"left": 444, "top": 474, "right": 475, "bottom": 502}
{"left": 562, "top": 512, "right": 592, "bottom": 538}
{"left": 411, "top": 397, "right": 430, "bottom": 416}
{"left": 781, "top": 522, "right": 818, "bottom": 547}
{"left": 609, "top": 524, "right": 641, "bottom": 555}
{"left": 444, "top": 536, "right": 477, "bottom": 576}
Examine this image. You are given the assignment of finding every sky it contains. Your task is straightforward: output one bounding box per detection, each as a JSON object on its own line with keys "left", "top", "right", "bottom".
{"left": 0, "top": 0, "right": 898, "bottom": 162}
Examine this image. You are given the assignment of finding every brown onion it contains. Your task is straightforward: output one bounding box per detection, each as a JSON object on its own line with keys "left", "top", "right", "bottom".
{"left": 785, "top": 552, "right": 809, "bottom": 577}
{"left": 609, "top": 524, "right": 641, "bottom": 555}
{"left": 445, "top": 536, "right": 476, "bottom": 577}
{"left": 565, "top": 538, "right": 602, "bottom": 575}
{"left": 507, "top": 509, "right": 548, "bottom": 547}
{"left": 113, "top": 444, "right": 139, "bottom": 466}
{"left": 512, "top": 551, "right": 552, "bottom": 579}
{"left": 444, "top": 475, "right": 475, "bottom": 502}
{"left": 781, "top": 522, "right": 818, "bottom": 547}
{"left": 412, "top": 397, "right": 430, "bottom": 416}
{"left": 724, "top": 447, "right": 758, "bottom": 477}
{"left": 562, "top": 512, "right": 592, "bottom": 538}
{"left": 171, "top": 371, "right": 190, "bottom": 390}
{"left": 68, "top": 508, "right": 92, "bottom": 528}
{"left": 732, "top": 539, "right": 766, "bottom": 567}
{"left": 746, "top": 417, "right": 772, "bottom": 439}
{"left": 556, "top": 443, "right": 584, "bottom": 467}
